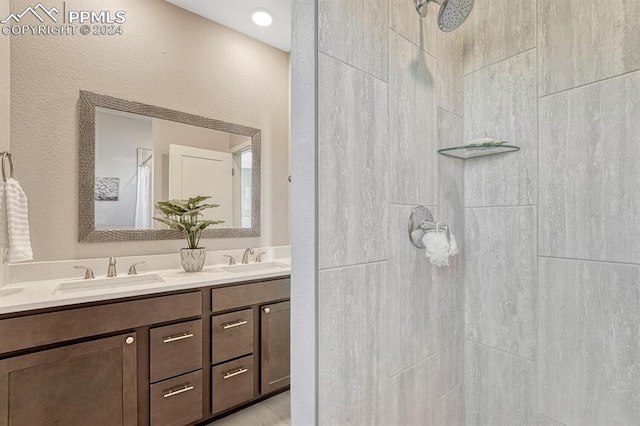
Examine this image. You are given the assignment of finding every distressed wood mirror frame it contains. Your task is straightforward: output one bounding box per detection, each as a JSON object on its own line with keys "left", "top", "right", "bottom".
{"left": 78, "top": 91, "right": 261, "bottom": 243}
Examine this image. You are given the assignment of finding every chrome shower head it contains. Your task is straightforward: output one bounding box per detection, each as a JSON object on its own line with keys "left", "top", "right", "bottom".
{"left": 414, "top": 0, "right": 474, "bottom": 32}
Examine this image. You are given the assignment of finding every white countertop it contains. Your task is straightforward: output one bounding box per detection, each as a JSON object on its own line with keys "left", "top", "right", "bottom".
{"left": 0, "top": 258, "right": 291, "bottom": 315}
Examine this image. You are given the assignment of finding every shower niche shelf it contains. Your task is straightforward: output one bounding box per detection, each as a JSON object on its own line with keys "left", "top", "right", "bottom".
{"left": 438, "top": 144, "right": 520, "bottom": 160}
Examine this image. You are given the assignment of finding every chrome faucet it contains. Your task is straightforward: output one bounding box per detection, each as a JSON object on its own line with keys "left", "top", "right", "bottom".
{"left": 107, "top": 257, "right": 117, "bottom": 277}
{"left": 241, "top": 248, "right": 254, "bottom": 264}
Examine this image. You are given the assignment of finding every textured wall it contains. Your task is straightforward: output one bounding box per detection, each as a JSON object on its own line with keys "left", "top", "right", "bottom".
{"left": 0, "top": 0, "right": 8, "bottom": 152}
{"left": 10, "top": 0, "right": 290, "bottom": 260}
{"left": 463, "top": 1, "right": 640, "bottom": 425}
{"left": 317, "top": 0, "right": 465, "bottom": 423}
{"left": 0, "top": 0, "right": 9, "bottom": 286}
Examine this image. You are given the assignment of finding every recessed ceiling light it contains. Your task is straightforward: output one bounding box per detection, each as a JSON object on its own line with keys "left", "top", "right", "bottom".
{"left": 252, "top": 9, "right": 273, "bottom": 27}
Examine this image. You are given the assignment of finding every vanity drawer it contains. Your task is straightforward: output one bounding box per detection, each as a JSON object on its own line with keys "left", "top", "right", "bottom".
{"left": 212, "top": 355, "right": 255, "bottom": 414}
{"left": 150, "top": 369, "right": 203, "bottom": 426}
{"left": 211, "top": 278, "right": 290, "bottom": 312}
{"left": 212, "top": 309, "right": 253, "bottom": 364}
{"left": 150, "top": 319, "right": 203, "bottom": 383}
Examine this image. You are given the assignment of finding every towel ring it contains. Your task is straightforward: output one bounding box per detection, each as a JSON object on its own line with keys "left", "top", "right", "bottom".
{"left": 1, "top": 152, "right": 13, "bottom": 182}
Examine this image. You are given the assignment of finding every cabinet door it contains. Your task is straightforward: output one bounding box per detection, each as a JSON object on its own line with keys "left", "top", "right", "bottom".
{"left": 0, "top": 333, "right": 137, "bottom": 426}
{"left": 260, "top": 301, "right": 290, "bottom": 394}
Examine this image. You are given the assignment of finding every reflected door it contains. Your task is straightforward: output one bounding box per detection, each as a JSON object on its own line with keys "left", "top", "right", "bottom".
{"left": 169, "top": 144, "right": 232, "bottom": 227}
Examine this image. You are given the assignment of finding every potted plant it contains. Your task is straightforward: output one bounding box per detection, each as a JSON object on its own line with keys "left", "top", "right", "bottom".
{"left": 154, "top": 196, "right": 224, "bottom": 272}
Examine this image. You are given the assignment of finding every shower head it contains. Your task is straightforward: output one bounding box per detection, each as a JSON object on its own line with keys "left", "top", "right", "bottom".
{"left": 414, "top": 0, "right": 474, "bottom": 32}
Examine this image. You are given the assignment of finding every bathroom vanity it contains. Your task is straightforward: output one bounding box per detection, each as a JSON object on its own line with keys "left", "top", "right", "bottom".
{"left": 0, "top": 273, "right": 290, "bottom": 426}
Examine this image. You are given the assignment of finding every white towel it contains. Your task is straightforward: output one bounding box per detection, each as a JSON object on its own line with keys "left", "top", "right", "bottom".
{"left": 3, "top": 178, "right": 33, "bottom": 263}
{"left": 423, "top": 231, "right": 458, "bottom": 267}
{"left": 0, "top": 182, "right": 8, "bottom": 250}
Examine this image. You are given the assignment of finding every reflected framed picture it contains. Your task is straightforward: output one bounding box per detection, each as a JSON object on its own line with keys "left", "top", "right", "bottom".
{"left": 95, "top": 177, "right": 120, "bottom": 201}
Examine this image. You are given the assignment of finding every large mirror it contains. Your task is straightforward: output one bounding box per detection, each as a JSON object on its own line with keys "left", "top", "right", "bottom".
{"left": 78, "top": 91, "right": 261, "bottom": 243}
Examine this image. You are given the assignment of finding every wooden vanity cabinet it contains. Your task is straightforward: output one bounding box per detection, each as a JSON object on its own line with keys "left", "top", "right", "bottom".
{"left": 0, "top": 291, "right": 202, "bottom": 426}
{"left": 0, "top": 276, "right": 290, "bottom": 426}
{"left": 210, "top": 278, "right": 290, "bottom": 418}
{"left": 0, "top": 333, "right": 138, "bottom": 426}
{"left": 260, "top": 301, "right": 291, "bottom": 394}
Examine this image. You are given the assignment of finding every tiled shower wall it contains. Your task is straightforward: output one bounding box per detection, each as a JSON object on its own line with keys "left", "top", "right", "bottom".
{"left": 317, "top": 0, "right": 465, "bottom": 424}
{"left": 463, "top": 0, "right": 640, "bottom": 425}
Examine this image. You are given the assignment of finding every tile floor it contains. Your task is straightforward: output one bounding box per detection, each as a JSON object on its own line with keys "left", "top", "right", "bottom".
{"left": 209, "top": 391, "right": 290, "bottom": 426}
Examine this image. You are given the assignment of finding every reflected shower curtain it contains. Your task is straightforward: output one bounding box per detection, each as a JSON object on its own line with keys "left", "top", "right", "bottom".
{"left": 135, "top": 164, "right": 152, "bottom": 229}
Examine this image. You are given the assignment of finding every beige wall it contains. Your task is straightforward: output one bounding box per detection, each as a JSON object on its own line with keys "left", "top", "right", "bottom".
{"left": 10, "top": 0, "right": 290, "bottom": 260}
{"left": 0, "top": 0, "right": 8, "bottom": 153}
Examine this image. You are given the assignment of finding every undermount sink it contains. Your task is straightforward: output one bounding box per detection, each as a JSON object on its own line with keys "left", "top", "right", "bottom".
{"left": 54, "top": 274, "right": 165, "bottom": 294}
{"left": 221, "top": 262, "right": 289, "bottom": 274}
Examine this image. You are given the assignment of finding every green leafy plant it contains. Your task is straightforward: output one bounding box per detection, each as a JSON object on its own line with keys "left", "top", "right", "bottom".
{"left": 154, "top": 196, "right": 224, "bottom": 249}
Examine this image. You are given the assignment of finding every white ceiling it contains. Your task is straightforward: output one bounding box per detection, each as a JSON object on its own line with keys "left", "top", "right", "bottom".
{"left": 165, "top": 0, "right": 292, "bottom": 52}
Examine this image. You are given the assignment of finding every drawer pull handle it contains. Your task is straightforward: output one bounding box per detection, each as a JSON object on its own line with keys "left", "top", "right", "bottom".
{"left": 223, "top": 368, "right": 248, "bottom": 379}
{"left": 163, "top": 384, "right": 194, "bottom": 398}
{"left": 163, "top": 332, "right": 194, "bottom": 343}
{"left": 223, "top": 320, "right": 248, "bottom": 330}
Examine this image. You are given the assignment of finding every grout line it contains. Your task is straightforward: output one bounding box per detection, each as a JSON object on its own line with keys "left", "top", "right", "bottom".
{"left": 389, "top": 203, "right": 436, "bottom": 208}
{"left": 538, "top": 255, "right": 640, "bottom": 268}
{"left": 389, "top": 27, "right": 437, "bottom": 60}
{"left": 437, "top": 106, "right": 463, "bottom": 120}
{"left": 437, "top": 382, "right": 463, "bottom": 401}
{"left": 318, "top": 51, "right": 389, "bottom": 85}
{"left": 318, "top": 259, "right": 389, "bottom": 274}
{"left": 388, "top": 352, "right": 439, "bottom": 380}
{"left": 465, "top": 338, "right": 536, "bottom": 363}
{"left": 537, "top": 413, "right": 568, "bottom": 426}
{"left": 535, "top": 0, "right": 541, "bottom": 417}
{"left": 539, "top": 67, "right": 640, "bottom": 100}
{"left": 464, "top": 204, "right": 537, "bottom": 209}
{"left": 464, "top": 46, "right": 536, "bottom": 77}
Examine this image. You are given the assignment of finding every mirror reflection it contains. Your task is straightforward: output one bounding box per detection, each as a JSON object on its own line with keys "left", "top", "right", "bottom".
{"left": 94, "top": 107, "right": 252, "bottom": 231}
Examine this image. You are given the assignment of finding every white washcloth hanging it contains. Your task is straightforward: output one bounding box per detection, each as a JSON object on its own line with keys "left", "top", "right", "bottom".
{"left": 4, "top": 178, "right": 33, "bottom": 263}
{"left": 423, "top": 230, "right": 458, "bottom": 267}
{"left": 0, "top": 181, "right": 8, "bottom": 250}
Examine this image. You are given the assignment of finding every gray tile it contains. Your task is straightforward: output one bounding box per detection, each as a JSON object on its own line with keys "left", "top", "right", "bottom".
{"left": 462, "top": 0, "right": 536, "bottom": 74}
{"left": 536, "top": 414, "right": 565, "bottom": 426}
{"left": 539, "top": 0, "right": 640, "bottom": 96}
{"left": 388, "top": 354, "right": 439, "bottom": 426}
{"left": 319, "top": 0, "right": 388, "bottom": 81}
{"left": 465, "top": 207, "right": 537, "bottom": 360}
{"left": 437, "top": 30, "right": 464, "bottom": 116}
{"left": 464, "top": 50, "right": 537, "bottom": 207}
{"left": 318, "top": 54, "right": 389, "bottom": 270}
{"left": 388, "top": 205, "right": 437, "bottom": 376}
{"left": 318, "top": 262, "right": 388, "bottom": 425}
{"left": 437, "top": 109, "right": 465, "bottom": 247}
{"left": 538, "top": 258, "right": 640, "bottom": 426}
{"left": 389, "top": 0, "right": 438, "bottom": 57}
{"left": 465, "top": 341, "right": 535, "bottom": 426}
{"left": 389, "top": 31, "right": 437, "bottom": 206}
{"left": 436, "top": 110, "right": 465, "bottom": 395}
{"left": 539, "top": 72, "right": 640, "bottom": 264}
{"left": 435, "top": 253, "right": 464, "bottom": 396}
{"left": 438, "top": 384, "right": 464, "bottom": 426}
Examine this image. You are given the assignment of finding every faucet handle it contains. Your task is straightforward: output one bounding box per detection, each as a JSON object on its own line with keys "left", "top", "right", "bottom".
{"left": 128, "top": 261, "right": 145, "bottom": 275}
{"left": 223, "top": 255, "right": 236, "bottom": 265}
{"left": 255, "top": 252, "right": 266, "bottom": 263}
{"left": 74, "top": 266, "right": 95, "bottom": 279}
